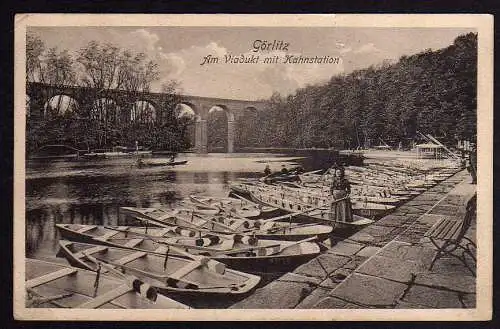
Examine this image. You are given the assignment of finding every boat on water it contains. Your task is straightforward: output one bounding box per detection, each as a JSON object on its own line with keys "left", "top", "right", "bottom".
{"left": 56, "top": 224, "right": 321, "bottom": 273}
{"left": 120, "top": 206, "right": 333, "bottom": 241}
{"left": 25, "top": 258, "right": 189, "bottom": 309}
{"left": 57, "top": 240, "right": 261, "bottom": 305}
{"left": 229, "top": 182, "right": 374, "bottom": 229}
{"left": 137, "top": 160, "right": 188, "bottom": 168}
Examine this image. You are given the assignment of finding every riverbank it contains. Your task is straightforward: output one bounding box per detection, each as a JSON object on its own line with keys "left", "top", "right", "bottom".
{"left": 231, "top": 169, "right": 476, "bottom": 309}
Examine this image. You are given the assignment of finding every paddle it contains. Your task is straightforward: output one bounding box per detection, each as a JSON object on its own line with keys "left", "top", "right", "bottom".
{"left": 151, "top": 240, "right": 226, "bottom": 274}
{"left": 266, "top": 236, "right": 318, "bottom": 256}
{"left": 190, "top": 194, "right": 252, "bottom": 225}
{"left": 254, "top": 196, "right": 349, "bottom": 225}
{"left": 88, "top": 254, "right": 201, "bottom": 290}
{"left": 214, "top": 243, "right": 282, "bottom": 256}
{"left": 82, "top": 252, "right": 158, "bottom": 302}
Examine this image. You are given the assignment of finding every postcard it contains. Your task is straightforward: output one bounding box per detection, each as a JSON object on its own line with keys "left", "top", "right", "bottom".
{"left": 14, "top": 14, "right": 493, "bottom": 321}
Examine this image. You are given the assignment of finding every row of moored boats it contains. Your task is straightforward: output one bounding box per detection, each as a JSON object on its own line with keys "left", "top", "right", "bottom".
{"left": 26, "top": 158, "right": 461, "bottom": 309}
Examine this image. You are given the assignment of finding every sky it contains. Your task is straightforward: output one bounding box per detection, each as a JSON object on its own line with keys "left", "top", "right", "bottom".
{"left": 29, "top": 26, "right": 475, "bottom": 100}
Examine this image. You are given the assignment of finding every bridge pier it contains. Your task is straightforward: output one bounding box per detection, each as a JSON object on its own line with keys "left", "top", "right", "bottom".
{"left": 227, "top": 119, "right": 235, "bottom": 153}
{"left": 195, "top": 119, "right": 208, "bottom": 154}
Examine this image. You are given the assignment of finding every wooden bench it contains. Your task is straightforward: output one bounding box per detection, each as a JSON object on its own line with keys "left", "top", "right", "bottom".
{"left": 424, "top": 195, "right": 476, "bottom": 276}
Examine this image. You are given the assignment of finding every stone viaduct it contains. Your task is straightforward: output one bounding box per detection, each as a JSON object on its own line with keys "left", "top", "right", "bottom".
{"left": 26, "top": 82, "right": 268, "bottom": 153}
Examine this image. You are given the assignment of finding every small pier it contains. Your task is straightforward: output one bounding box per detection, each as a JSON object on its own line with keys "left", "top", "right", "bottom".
{"left": 231, "top": 169, "right": 476, "bottom": 309}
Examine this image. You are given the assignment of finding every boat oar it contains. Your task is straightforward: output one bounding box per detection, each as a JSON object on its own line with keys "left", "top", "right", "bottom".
{"left": 190, "top": 194, "right": 252, "bottom": 226}
{"left": 90, "top": 254, "right": 200, "bottom": 290}
{"left": 152, "top": 240, "right": 226, "bottom": 274}
{"left": 26, "top": 289, "right": 74, "bottom": 307}
{"left": 265, "top": 236, "right": 318, "bottom": 256}
{"left": 214, "top": 243, "right": 282, "bottom": 256}
{"left": 231, "top": 193, "right": 259, "bottom": 207}
{"left": 81, "top": 252, "right": 158, "bottom": 302}
{"left": 254, "top": 198, "right": 348, "bottom": 225}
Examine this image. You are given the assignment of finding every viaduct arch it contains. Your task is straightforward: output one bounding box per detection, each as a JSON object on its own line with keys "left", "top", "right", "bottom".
{"left": 26, "top": 82, "right": 267, "bottom": 153}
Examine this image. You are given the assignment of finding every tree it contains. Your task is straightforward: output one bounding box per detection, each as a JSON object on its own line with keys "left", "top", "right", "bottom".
{"left": 26, "top": 33, "right": 45, "bottom": 83}
{"left": 247, "top": 32, "right": 477, "bottom": 151}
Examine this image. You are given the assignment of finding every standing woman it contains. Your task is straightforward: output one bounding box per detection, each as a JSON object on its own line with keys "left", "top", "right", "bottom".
{"left": 329, "top": 166, "right": 353, "bottom": 223}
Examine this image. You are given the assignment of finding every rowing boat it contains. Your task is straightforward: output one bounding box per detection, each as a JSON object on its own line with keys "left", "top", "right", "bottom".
{"left": 138, "top": 160, "right": 188, "bottom": 168}
{"left": 119, "top": 207, "right": 333, "bottom": 241}
{"left": 188, "top": 195, "right": 262, "bottom": 219}
{"left": 230, "top": 182, "right": 374, "bottom": 228}
{"left": 56, "top": 224, "right": 321, "bottom": 273}
{"left": 25, "top": 258, "right": 189, "bottom": 309}
{"left": 57, "top": 240, "right": 261, "bottom": 306}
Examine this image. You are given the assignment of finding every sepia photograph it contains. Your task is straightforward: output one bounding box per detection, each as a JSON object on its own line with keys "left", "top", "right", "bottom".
{"left": 14, "top": 14, "right": 493, "bottom": 321}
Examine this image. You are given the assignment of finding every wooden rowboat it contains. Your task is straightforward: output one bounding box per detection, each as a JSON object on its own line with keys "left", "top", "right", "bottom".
{"left": 230, "top": 182, "right": 374, "bottom": 228}
{"left": 188, "top": 195, "right": 261, "bottom": 219}
{"left": 56, "top": 224, "right": 321, "bottom": 273}
{"left": 25, "top": 258, "right": 189, "bottom": 309}
{"left": 137, "top": 160, "right": 188, "bottom": 168}
{"left": 57, "top": 240, "right": 261, "bottom": 306}
{"left": 120, "top": 206, "right": 333, "bottom": 241}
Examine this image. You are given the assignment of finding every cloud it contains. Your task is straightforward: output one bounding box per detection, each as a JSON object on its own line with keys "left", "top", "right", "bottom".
{"left": 156, "top": 44, "right": 345, "bottom": 99}
{"left": 354, "top": 42, "right": 382, "bottom": 54}
{"left": 103, "top": 29, "right": 346, "bottom": 99}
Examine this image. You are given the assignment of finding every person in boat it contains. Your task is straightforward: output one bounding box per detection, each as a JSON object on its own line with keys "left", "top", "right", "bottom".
{"left": 264, "top": 164, "right": 271, "bottom": 176}
{"left": 169, "top": 153, "right": 176, "bottom": 163}
{"left": 280, "top": 165, "right": 289, "bottom": 175}
{"left": 329, "top": 166, "right": 353, "bottom": 223}
{"left": 136, "top": 157, "right": 145, "bottom": 168}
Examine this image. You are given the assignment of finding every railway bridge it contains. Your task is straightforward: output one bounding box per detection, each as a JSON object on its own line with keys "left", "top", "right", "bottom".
{"left": 26, "top": 82, "right": 267, "bottom": 153}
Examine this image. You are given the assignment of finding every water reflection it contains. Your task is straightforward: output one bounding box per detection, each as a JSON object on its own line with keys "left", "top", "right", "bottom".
{"left": 25, "top": 158, "right": 265, "bottom": 261}
{"left": 25, "top": 152, "right": 336, "bottom": 262}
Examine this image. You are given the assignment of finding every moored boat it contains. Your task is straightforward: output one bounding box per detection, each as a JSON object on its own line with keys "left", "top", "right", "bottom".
{"left": 56, "top": 224, "right": 321, "bottom": 273}
{"left": 189, "top": 195, "right": 262, "bottom": 219}
{"left": 230, "top": 182, "right": 374, "bottom": 229}
{"left": 137, "top": 160, "right": 188, "bottom": 168}
{"left": 119, "top": 206, "right": 333, "bottom": 241}
{"left": 57, "top": 240, "right": 261, "bottom": 306}
{"left": 25, "top": 258, "right": 189, "bottom": 309}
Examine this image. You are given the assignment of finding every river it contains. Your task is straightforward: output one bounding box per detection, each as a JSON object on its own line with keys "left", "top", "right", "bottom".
{"left": 25, "top": 150, "right": 338, "bottom": 263}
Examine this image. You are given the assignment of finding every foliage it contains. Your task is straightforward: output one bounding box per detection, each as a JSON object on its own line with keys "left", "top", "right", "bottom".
{"left": 236, "top": 32, "right": 477, "bottom": 149}
{"left": 26, "top": 35, "right": 187, "bottom": 154}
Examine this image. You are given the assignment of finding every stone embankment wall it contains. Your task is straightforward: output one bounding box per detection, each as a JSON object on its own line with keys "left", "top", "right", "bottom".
{"left": 231, "top": 170, "right": 476, "bottom": 309}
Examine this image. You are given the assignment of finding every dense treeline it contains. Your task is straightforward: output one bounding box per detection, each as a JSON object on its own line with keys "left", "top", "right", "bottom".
{"left": 26, "top": 33, "right": 190, "bottom": 154}
{"left": 236, "top": 32, "right": 477, "bottom": 149}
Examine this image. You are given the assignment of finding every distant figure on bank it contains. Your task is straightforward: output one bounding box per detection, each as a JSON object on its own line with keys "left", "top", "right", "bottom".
{"left": 264, "top": 164, "right": 271, "bottom": 176}
{"left": 329, "top": 166, "right": 353, "bottom": 223}
{"left": 280, "top": 165, "right": 289, "bottom": 175}
{"left": 467, "top": 145, "right": 477, "bottom": 184}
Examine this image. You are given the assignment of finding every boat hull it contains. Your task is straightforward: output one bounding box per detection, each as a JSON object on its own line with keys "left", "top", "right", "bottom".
{"left": 56, "top": 224, "right": 321, "bottom": 274}
{"left": 57, "top": 240, "right": 261, "bottom": 308}
{"left": 25, "top": 259, "right": 188, "bottom": 309}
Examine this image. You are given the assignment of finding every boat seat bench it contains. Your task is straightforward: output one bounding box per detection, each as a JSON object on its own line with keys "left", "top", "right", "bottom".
{"left": 114, "top": 251, "right": 147, "bottom": 266}
{"left": 124, "top": 238, "right": 144, "bottom": 248}
{"left": 78, "top": 283, "right": 132, "bottom": 309}
{"left": 75, "top": 246, "right": 109, "bottom": 258}
{"left": 26, "top": 268, "right": 78, "bottom": 289}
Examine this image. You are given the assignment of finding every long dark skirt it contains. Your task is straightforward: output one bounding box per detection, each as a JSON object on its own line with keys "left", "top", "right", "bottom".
{"left": 330, "top": 190, "right": 353, "bottom": 222}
